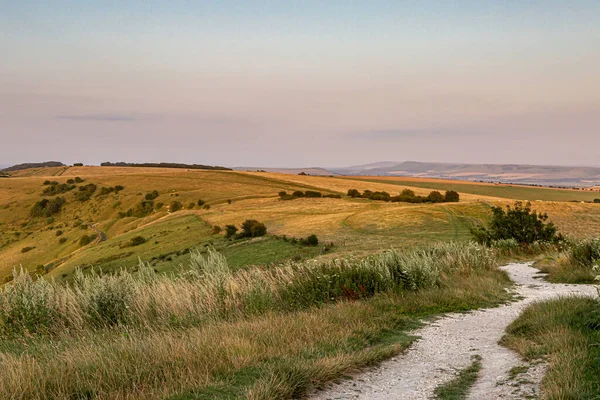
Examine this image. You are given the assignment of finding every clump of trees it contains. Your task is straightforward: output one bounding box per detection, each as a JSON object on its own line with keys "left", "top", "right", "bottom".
{"left": 471, "top": 201, "right": 561, "bottom": 245}
{"left": 224, "top": 220, "right": 268, "bottom": 240}
{"left": 145, "top": 191, "right": 159, "bottom": 201}
{"left": 31, "top": 197, "right": 66, "bottom": 218}
{"left": 42, "top": 183, "right": 76, "bottom": 196}
{"left": 347, "top": 188, "right": 460, "bottom": 204}
{"left": 278, "top": 190, "right": 340, "bottom": 200}
{"left": 75, "top": 184, "right": 97, "bottom": 202}
{"left": 98, "top": 186, "right": 125, "bottom": 196}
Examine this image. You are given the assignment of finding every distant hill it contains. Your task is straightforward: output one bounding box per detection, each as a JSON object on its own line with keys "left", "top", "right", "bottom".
{"left": 100, "top": 162, "right": 231, "bottom": 171}
{"left": 2, "top": 161, "right": 65, "bottom": 172}
{"left": 233, "top": 167, "right": 338, "bottom": 176}
{"left": 331, "top": 161, "right": 600, "bottom": 188}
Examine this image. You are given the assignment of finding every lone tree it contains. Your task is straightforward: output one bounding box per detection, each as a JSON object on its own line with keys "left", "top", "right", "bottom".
{"left": 471, "top": 201, "right": 559, "bottom": 245}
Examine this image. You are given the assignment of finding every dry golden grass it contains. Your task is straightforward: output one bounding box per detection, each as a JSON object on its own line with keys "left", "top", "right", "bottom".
{"left": 2, "top": 166, "right": 600, "bottom": 278}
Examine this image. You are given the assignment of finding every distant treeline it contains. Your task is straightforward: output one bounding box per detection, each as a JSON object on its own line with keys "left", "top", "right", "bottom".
{"left": 100, "top": 162, "right": 232, "bottom": 171}
{"left": 1, "top": 161, "right": 65, "bottom": 172}
{"left": 348, "top": 188, "right": 460, "bottom": 203}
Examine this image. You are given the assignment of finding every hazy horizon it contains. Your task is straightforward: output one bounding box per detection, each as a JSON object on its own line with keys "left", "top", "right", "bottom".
{"left": 2, "top": 1, "right": 599, "bottom": 167}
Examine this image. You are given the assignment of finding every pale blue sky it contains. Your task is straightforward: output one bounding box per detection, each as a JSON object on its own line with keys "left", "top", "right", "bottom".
{"left": 1, "top": 1, "right": 599, "bottom": 167}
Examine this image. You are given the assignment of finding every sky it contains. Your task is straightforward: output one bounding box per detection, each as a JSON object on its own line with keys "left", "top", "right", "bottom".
{"left": 1, "top": 0, "right": 599, "bottom": 168}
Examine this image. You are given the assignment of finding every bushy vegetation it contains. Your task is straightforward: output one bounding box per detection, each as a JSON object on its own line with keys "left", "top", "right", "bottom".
{"left": 471, "top": 201, "right": 560, "bottom": 245}
{"left": 145, "top": 190, "right": 159, "bottom": 201}
{"left": 42, "top": 182, "right": 76, "bottom": 196}
{"left": 31, "top": 197, "right": 66, "bottom": 218}
{"left": 169, "top": 201, "right": 183, "bottom": 212}
{"left": 79, "top": 234, "right": 95, "bottom": 247}
{"left": 121, "top": 236, "right": 147, "bottom": 248}
{"left": 278, "top": 190, "right": 333, "bottom": 200}
{"left": 75, "top": 184, "right": 97, "bottom": 202}
{"left": 21, "top": 246, "right": 35, "bottom": 253}
{"left": 0, "top": 242, "right": 496, "bottom": 338}
{"left": 98, "top": 186, "right": 125, "bottom": 196}
{"left": 239, "top": 219, "right": 267, "bottom": 238}
{"left": 347, "top": 188, "right": 460, "bottom": 203}
{"left": 225, "top": 225, "right": 238, "bottom": 238}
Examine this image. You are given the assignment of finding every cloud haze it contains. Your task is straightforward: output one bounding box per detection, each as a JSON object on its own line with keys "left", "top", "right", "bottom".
{"left": 1, "top": 1, "right": 599, "bottom": 167}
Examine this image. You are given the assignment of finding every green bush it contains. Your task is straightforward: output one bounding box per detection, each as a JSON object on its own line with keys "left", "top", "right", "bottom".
{"left": 292, "top": 190, "right": 305, "bottom": 197}
{"left": 31, "top": 197, "right": 66, "bottom": 218}
{"left": 79, "top": 235, "right": 95, "bottom": 247}
{"left": 203, "top": 204, "right": 210, "bottom": 210}
{"left": 169, "top": 201, "right": 183, "bottom": 212}
{"left": 426, "top": 191, "right": 445, "bottom": 203}
{"left": 75, "top": 184, "right": 97, "bottom": 202}
{"left": 123, "top": 236, "right": 146, "bottom": 248}
{"left": 239, "top": 219, "right": 267, "bottom": 238}
{"left": 302, "top": 234, "right": 319, "bottom": 246}
{"left": 42, "top": 183, "right": 75, "bottom": 196}
{"left": 471, "top": 201, "right": 560, "bottom": 245}
{"left": 197, "top": 199, "right": 205, "bottom": 206}
{"left": 21, "top": 246, "right": 35, "bottom": 253}
{"left": 211, "top": 225, "right": 222, "bottom": 235}
{"left": 347, "top": 189, "right": 360, "bottom": 198}
{"left": 304, "top": 191, "right": 322, "bottom": 198}
{"left": 55, "top": 230, "right": 63, "bottom": 237}
{"left": 74, "top": 177, "right": 84, "bottom": 183}
{"left": 444, "top": 190, "right": 460, "bottom": 202}
{"left": 59, "top": 237, "right": 68, "bottom": 244}
{"left": 155, "top": 202, "right": 164, "bottom": 210}
{"left": 225, "top": 225, "right": 238, "bottom": 239}
{"left": 188, "top": 202, "right": 196, "bottom": 209}
{"left": 131, "top": 201, "right": 154, "bottom": 218}
{"left": 568, "top": 239, "right": 600, "bottom": 267}
{"left": 145, "top": 191, "right": 159, "bottom": 201}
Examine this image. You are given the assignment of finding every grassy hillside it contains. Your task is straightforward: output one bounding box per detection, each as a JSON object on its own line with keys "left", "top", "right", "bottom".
{"left": 2, "top": 166, "right": 600, "bottom": 281}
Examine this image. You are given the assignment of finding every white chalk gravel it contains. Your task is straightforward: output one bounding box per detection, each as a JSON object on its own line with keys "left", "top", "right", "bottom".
{"left": 310, "top": 262, "right": 597, "bottom": 400}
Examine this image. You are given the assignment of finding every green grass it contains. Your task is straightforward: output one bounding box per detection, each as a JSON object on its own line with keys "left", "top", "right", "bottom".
{"left": 433, "top": 355, "right": 482, "bottom": 400}
{"left": 351, "top": 177, "right": 600, "bottom": 202}
{"left": 502, "top": 297, "right": 600, "bottom": 399}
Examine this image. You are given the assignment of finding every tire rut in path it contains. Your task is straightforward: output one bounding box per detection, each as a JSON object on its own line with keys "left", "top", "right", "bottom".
{"left": 310, "top": 262, "right": 597, "bottom": 400}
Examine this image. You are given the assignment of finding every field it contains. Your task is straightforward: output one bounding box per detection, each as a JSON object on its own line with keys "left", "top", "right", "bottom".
{"left": 1, "top": 166, "right": 600, "bottom": 399}
{"left": 2, "top": 166, "right": 600, "bottom": 281}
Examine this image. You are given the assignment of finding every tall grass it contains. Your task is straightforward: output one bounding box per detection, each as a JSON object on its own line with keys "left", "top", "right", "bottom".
{"left": 0, "top": 243, "right": 497, "bottom": 339}
{"left": 0, "top": 242, "right": 511, "bottom": 399}
{"left": 534, "top": 238, "right": 600, "bottom": 283}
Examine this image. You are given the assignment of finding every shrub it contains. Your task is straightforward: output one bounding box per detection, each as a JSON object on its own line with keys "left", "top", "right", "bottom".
{"left": 197, "top": 199, "right": 205, "bottom": 206}
{"left": 74, "top": 177, "right": 84, "bottom": 183}
{"left": 240, "top": 220, "right": 267, "bottom": 238}
{"left": 304, "top": 191, "right": 322, "bottom": 198}
{"left": 188, "top": 202, "right": 196, "bottom": 209}
{"left": 169, "top": 201, "right": 183, "bottom": 212}
{"left": 114, "top": 185, "right": 125, "bottom": 193}
{"left": 73, "top": 163, "right": 84, "bottom": 166}
{"left": 302, "top": 234, "right": 319, "bottom": 246}
{"left": 21, "top": 246, "right": 35, "bottom": 253}
{"left": 66, "top": 179, "right": 75, "bottom": 184}
{"left": 401, "top": 189, "right": 415, "bottom": 197}
{"left": 31, "top": 197, "right": 66, "bottom": 218}
{"left": 75, "top": 184, "right": 97, "bottom": 202}
{"left": 59, "top": 237, "right": 68, "bottom": 244}
{"left": 145, "top": 191, "right": 159, "bottom": 201}
{"left": 292, "top": 190, "right": 305, "bottom": 197}
{"left": 79, "top": 235, "right": 94, "bottom": 247}
{"left": 347, "top": 189, "right": 360, "bottom": 198}
{"left": 227, "top": 199, "right": 232, "bottom": 204}
{"left": 426, "top": 191, "right": 445, "bottom": 203}
{"left": 123, "top": 236, "right": 146, "bottom": 248}
{"left": 55, "top": 230, "right": 63, "bottom": 237}
{"left": 225, "top": 225, "right": 238, "bottom": 239}
{"left": 567, "top": 239, "right": 600, "bottom": 267}
{"left": 203, "top": 204, "right": 210, "bottom": 210}
{"left": 594, "top": 199, "right": 600, "bottom": 204}
{"left": 471, "top": 201, "right": 559, "bottom": 245}
{"left": 444, "top": 190, "right": 460, "bottom": 202}
{"left": 131, "top": 201, "right": 154, "bottom": 218}
{"left": 211, "top": 225, "right": 222, "bottom": 235}
{"left": 42, "top": 183, "right": 75, "bottom": 196}
{"left": 155, "top": 202, "right": 164, "bottom": 210}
